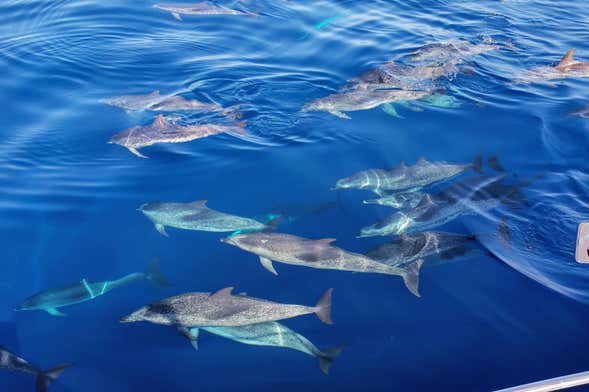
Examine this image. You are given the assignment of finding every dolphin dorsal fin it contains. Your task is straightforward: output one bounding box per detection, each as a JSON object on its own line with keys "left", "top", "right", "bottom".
{"left": 211, "top": 287, "right": 234, "bottom": 299}
{"left": 149, "top": 90, "right": 160, "bottom": 97}
{"left": 399, "top": 160, "right": 406, "bottom": 169}
{"left": 416, "top": 156, "right": 427, "bottom": 165}
{"left": 558, "top": 48, "right": 576, "bottom": 68}
{"left": 417, "top": 194, "right": 434, "bottom": 208}
{"left": 190, "top": 200, "right": 207, "bottom": 207}
{"left": 318, "top": 238, "right": 337, "bottom": 245}
{"left": 152, "top": 114, "right": 168, "bottom": 128}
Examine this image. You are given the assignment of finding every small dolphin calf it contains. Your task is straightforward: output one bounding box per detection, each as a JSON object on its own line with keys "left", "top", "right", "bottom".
{"left": 519, "top": 48, "right": 589, "bottom": 83}
{"left": 191, "top": 322, "right": 343, "bottom": 374}
{"left": 17, "top": 259, "right": 169, "bottom": 316}
{"left": 366, "top": 231, "right": 476, "bottom": 267}
{"left": 335, "top": 156, "right": 482, "bottom": 195}
{"left": 0, "top": 346, "right": 71, "bottom": 392}
{"left": 108, "top": 114, "right": 246, "bottom": 158}
{"left": 139, "top": 200, "right": 276, "bottom": 237}
{"left": 221, "top": 233, "right": 423, "bottom": 296}
{"left": 302, "top": 88, "right": 431, "bottom": 119}
{"left": 364, "top": 192, "right": 426, "bottom": 210}
{"left": 121, "top": 288, "right": 334, "bottom": 336}
{"left": 153, "top": 3, "right": 256, "bottom": 20}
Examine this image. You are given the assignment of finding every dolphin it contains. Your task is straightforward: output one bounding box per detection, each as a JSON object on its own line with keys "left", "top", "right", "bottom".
{"left": 365, "top": 231, "right": 476, "bottom": 267}
{"left": 301, "top": 88, "right": 432, "bottom": 119}
{"left": 569, "top": 103, "right": 589, "bottom": 119}
{"left": 221, "top": 233, "right": 423, "bottom": 297}
{"left": 358, "top": 175, "right": 511, "bottom": 237}
{"left": 99, "top": 90, "right": 240, "bottom": 116}
{"left": 363, "top": 191, "right": 426, "bottom": 210}
{"left": 408, "top": 37, "right": 514, "bottom": 65}
{"left": 17, "top": 259, "right": 170, "bottom": 316}
{"left": 518, "top": 48, "right": 589, "bottom": 83}
{"left": 120, "top": 288, "right": 334, "bottom": 337}
{"left": 190, "top": 322, "right": 344, "bottom": 375}
{"left": 107, "top": 115, "right": 246, "bottom": 158}
{"left": 138, "top": 200, "right": 278, "bottom": 237}
{"left": 0, "top": 346, "right": 71, "bottom": 392}
{"left": 153, "top": 3, "right": 257, "bottom": 20}
{"left": 334, "top": 156, "right": 482, "bottom": 195}
{"left": 343, "top": 61, "right": 457, "bottom": 92}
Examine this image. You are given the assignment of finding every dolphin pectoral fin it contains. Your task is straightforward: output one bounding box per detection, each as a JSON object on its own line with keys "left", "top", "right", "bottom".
{"left": 382, "top": 103, "right": 403, "bottom": 118}
{"left": 397, "top": 101, "right": 424, "bottom": 112}
{"left": 46, "top": 308, "right": 67, "bottom": 317}
{"left": 329, "top": 110, "right": 351, "bottom": 120}
{"left": 172, "top": 12, "right": 182, "bottom": 21}
{"left": 155, "top": 224, "right": 169, "bottom": 237}
{"left": 178, "top": 327, "right": 199, "bottom": 351}
{"left": 259, "top": 257, "right": 278, "bottom": 275}
{"left": 128, "top": 147, "right": 149, "bottom": 159}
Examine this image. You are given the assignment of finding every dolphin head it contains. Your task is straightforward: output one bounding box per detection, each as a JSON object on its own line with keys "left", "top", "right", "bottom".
{"left": 334, "top": 172, "right": 370, "bottom": 190}
{"left": 120, "top": 307, "right": 148, "bottom": 323}
{"left": 108, "top": 131, "right": 126, "bottom": 146}
{"left": 138, "top": 202, "right": 165, "bottom": 213}
{"left": 221, "top": 233, "right": 270, "bottom": 251}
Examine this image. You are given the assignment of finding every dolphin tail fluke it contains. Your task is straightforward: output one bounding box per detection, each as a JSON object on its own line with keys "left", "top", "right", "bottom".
{"left": 36, "top": 363, "right": 72, "bottom": 392}
{"left": 147, "top": 257, "right": 172, "bottom": 288}
{"left": 472, "top": 154, "right": 483, "bottom": 173}
{"left": 400, "top": 259, "right": 425, "bottom": 297}
{"left": 314, "top": 288, "right": 333, "bottom": 325}
{"left": 318, "top": 345, "right": 344, "bottom": 375}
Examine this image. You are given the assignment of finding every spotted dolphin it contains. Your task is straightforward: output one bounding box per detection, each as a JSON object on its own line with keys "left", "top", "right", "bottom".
{"left": 519, "top": 48, "right": 589, "bottom": 83}
{"left": 408, "top": 37, "right": 514, "bottom": 66}
{"left": 108, "top": 115, "right": 246, "bottom": 158}
{"left": 153, "top": 3, "right": 257, "bottom": 20}
{"left": 17, "top": 259, "right": 170, "bottom": 316}
{"left": 120, "top": 288, "right": 334, "bottom": 342}
{"left": 221, "top": 233, "right": 423, "bottom": 297}
{"left": 334, "top": 156, "right": 482, "bottom": 196}
{"left": 190, "top": 322, "right": 344, "bottom": 374}
{"left": 0, "top": 346, "right": 71, "bottom": 392}
{"left": 138, "top": 200, "right": 278, "bottom": 237}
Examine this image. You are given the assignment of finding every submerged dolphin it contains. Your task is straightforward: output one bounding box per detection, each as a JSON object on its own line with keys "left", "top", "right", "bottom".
{"left": 108, "top": 114, "right": 246, "bottom": 158}
{"left": 366, "top": 231, "right": 476, "bottom": 267}
{"left": 408, "top": 37, "right": 514, "bottom": 65}
{"left": 17, "top": 259, "right": 169, "bottom": 316}
{"left": 301, "top": 88, "right": 431, "bottom": 119}
{"left": 363, "top": 192, "right": 426, "bottom": 210}
{"left": 153, "top": 3, "right": 257, "bottom": 20}
{"left": 570, "top": 103, "right": 589, "bottom": 118}
{"left": 189, "top": 322, "right": 344, "bottom": 375}
{"left": 221, "top": 233, "right": 423, "bottom": 297}
{"left": 139, "top": 200, "right": 277, "bottom": 237}
{"left": 519, "top": 48, "right": 589, "bottom": 83}
{"left": 120, "top": 288, "right": 334, "bottom": 336}
{"left": 0, "top": 346, "right": 71, "bottom": 392}
{"left": 100, "top": 90, "right": 239, "bottom": 117}
{"left": 358, "top": 176, "right": 510, "bottom": 237}
{"left": 334, "top": 156, "right": 482, "bottom": 195}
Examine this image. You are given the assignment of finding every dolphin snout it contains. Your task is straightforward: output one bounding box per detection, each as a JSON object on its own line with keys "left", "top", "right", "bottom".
{"left": 119, "top": 315, "right": 133, "bottom": 323}
{"left": 220, "top": 237, "right": 232, "bottom": 244}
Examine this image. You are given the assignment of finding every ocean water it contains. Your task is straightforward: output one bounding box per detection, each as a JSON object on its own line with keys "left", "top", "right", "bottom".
{"left": 1, "top": 0, "right": 589, "bottom": 391}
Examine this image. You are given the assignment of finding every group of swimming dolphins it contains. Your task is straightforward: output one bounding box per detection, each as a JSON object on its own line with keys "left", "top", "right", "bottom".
{"left": 4, "top": 2, "right": 589, "bottom": 391}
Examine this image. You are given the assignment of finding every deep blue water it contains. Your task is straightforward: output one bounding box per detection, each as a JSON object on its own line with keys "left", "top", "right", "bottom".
{"left": 2, "top": 0, "right": 589, "bottom": 391}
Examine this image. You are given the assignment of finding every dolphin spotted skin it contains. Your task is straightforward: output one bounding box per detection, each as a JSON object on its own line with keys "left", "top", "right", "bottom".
{"left": 301, "top": 88, "right": 431, "bottom": 119}
{"left": 408, "top": 38, "right": 513, "bottom": 66}
{"left": 363, "top": 192, "right": 426, "bottom": 210}
{"left": 153, "top": 3, "right": 257, "bottom": 20}
{"left": 358, "top": 176, "right": 511, "bottom": 237}
{"left": 191, "top": 322, "right": 344, "bottom": 375}
{"left": 335, "top": 156, "right": 482, "bottom": 195}
{"left": 107, "top": 114, "right": 246, "bottom": 158}
{"left": 139, "top": 200, "right": 273, "bottom": 237}
{"left": 0, "top": 347, "right": 71, "bottom": 392}
{"left": 121, "top": 287, "right": 333, "bottom": 334}
{"left": 519, "top": 48, "right": 589, "bottom": 83}
{"left": 17, "top": 259, "right": 169, "bottom": 316}
{"left": 221, "top": 233, "right": 423, "bottom": 297}
{"left": 366, "top": 232, "right": 476, "bottom": 267}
